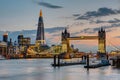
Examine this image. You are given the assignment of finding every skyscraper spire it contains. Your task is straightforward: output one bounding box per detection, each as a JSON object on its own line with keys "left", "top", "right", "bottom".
{"left": 40, "top": 9, "right": 42, "bottom": 17}
{"left": 36, "top": 9, "right": 45, "bottom": 45}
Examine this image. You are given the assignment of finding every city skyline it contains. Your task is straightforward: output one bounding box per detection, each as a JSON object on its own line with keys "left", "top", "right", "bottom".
{"left": 0, "top": 0, "right": 120, "bottom": 52}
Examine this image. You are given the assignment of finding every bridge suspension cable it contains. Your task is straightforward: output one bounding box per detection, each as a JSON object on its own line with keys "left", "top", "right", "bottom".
{"left": 107, "top": 34, "right": 120, "bottom": 50}
{"left": 107, "top": 39, "right": 120, "bottom": 50}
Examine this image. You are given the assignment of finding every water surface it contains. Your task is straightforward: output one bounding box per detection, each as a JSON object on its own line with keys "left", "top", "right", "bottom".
{"left": 0, "top": 59, "right": 120, "bottom": 80}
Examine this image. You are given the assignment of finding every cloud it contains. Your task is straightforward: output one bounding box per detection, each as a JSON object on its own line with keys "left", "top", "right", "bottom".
{"left": 71, "top": 32, "right": 80, "bottom": 36}
{"left": 90, "top": 18, "right": 120, "bottom": 24}
{"left": 33, "top": 0, "right": 63, "bottom": 9}
{"left": 73, "top": 23, "right": 120, "bottom": 34}
{"left": 76, "top": 7, "right": 120, "bottom": 20}
{"left": 45, "top": 27, "right": 65, "bottom": 33}
{"left": 108, "top": 18, "right": 120, "bottom": 23}
{"left": 114, "top": 36, "right": 120, "bottom": 38}
{"left": 73, "top": 14, "right": 81, "bottom": 17}
{"left": 90, "top": 20, "right": 106, "bottom": 24}
{"left": 78, "top": 28, "right": 100, "bottom": 34}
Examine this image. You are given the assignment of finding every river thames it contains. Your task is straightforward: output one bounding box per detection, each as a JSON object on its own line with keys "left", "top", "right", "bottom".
{"left": 0, "top": 59, "right": 120, "bottom": 80}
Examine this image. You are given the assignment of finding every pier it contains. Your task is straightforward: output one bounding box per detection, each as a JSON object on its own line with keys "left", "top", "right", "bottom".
{"left": 51, "top": 55, "right": 86, "bottom": 67}
{"left": 84, "top": 60, "right": 110, "bottom": 68}
{"left": 52, "top": 54, "right": 110, "bottom": 68}
{"left": 84, "top": 54, "right": 110, "bottom": 68}
{"left": 111, "top": 56, "right": 120, "bottom": 68}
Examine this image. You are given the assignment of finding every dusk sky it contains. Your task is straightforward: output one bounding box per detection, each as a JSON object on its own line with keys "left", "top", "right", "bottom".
{"left": 0, "top": 0, "right": 120, "bottom": 52}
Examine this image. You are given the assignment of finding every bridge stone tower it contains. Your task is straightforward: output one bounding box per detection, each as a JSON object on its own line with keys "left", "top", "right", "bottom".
{"left": 61, "top": 28, "right": 70, "bottom": 42}
{"left": 61, "top": 28, "right": 70, "bottom": 53}
{"left": 98, "top": 28, "right": 106, "bottom": 57}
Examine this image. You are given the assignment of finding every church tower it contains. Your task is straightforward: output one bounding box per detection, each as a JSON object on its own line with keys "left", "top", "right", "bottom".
{"left": 36, "top": 9, "right": 45, "bottom": 45}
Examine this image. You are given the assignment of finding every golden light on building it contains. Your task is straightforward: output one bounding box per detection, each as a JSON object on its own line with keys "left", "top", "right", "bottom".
{"left": 62, "top": 44, "right": 67, "bottom": 52}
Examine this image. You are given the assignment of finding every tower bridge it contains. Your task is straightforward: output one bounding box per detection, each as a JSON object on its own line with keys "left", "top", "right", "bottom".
{"left": 61, "top": 28, "right": 106, "bottom": 58}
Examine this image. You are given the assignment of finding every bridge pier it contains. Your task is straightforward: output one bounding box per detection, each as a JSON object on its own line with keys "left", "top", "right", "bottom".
{"left": 53, "top": 55, "right": 57, "bottom": 66}
{"left": 58, "top": 55, "right": 60, "bottom": 66}
{"left": 86, "top": 55, "right": 89, "bottom": 68}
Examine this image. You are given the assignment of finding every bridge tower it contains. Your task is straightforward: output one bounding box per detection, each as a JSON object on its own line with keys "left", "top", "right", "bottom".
{"left": 61, "top": 28, "right": 70, "bottom": 53}
{"left": 98, "top": 28, "right": 106, "bottom": 58}
{"left": 61, "top": 28, "right": 70, "bottom": 43}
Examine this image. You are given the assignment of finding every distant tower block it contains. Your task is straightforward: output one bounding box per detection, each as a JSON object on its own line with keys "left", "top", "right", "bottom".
{"left": 3, "top": 32, "right": 8, "bottom": 42}
{"left": 36, "top": 9, "right": 45, "bottom": 45}
{"left": 98, "top": 28, "right": 106, "bottom": 54}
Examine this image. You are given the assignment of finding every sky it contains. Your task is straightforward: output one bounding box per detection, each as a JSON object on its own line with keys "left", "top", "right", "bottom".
{"left": 0, "top": 0, "right": 120, "bottom": 52}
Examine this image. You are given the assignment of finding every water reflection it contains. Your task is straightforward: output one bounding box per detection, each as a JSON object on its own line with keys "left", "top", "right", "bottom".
{"left": 0, "top": 59, "right": 120, "bottom": 80}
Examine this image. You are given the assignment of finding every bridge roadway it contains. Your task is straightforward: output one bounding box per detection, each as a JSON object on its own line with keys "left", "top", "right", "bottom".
{"left": 67, "top": 36, "right": 98, "bottom": 40}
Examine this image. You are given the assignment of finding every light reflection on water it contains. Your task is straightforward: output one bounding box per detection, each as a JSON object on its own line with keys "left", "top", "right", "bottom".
{"left": 0, "top": 59, "right": 120, "bottom": 80}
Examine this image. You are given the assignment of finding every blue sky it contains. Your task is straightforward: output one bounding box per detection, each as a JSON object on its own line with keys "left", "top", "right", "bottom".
{"left": 0, "top": 0, "right": 119, "bottom": 31}
{"left": 0, "top": 0, "right": 120, "bottom": 52}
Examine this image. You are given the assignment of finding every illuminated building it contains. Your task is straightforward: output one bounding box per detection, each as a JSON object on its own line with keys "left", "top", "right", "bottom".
{"left": 17, "top": 34, "right": 31, "bottom": 57}
{"left": 110, "top": 50, "right": 120, "bottom": 56}
{"left": 36, "top": 9, "right": 45, "bottom": 45}
{"left": 3, "top": 32, "right": 8, "bottom": 42}
{"left": 0, "top": 41, "right": 7, "bottom": 56}
{"left": 7, "top": 38, "right": 14, "bottom": 54}
{"left": 18, "top": 34, "right": 31, "bottom": 46}
{"left": 51, "top": 45, "right": 62, "bottom": 54}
